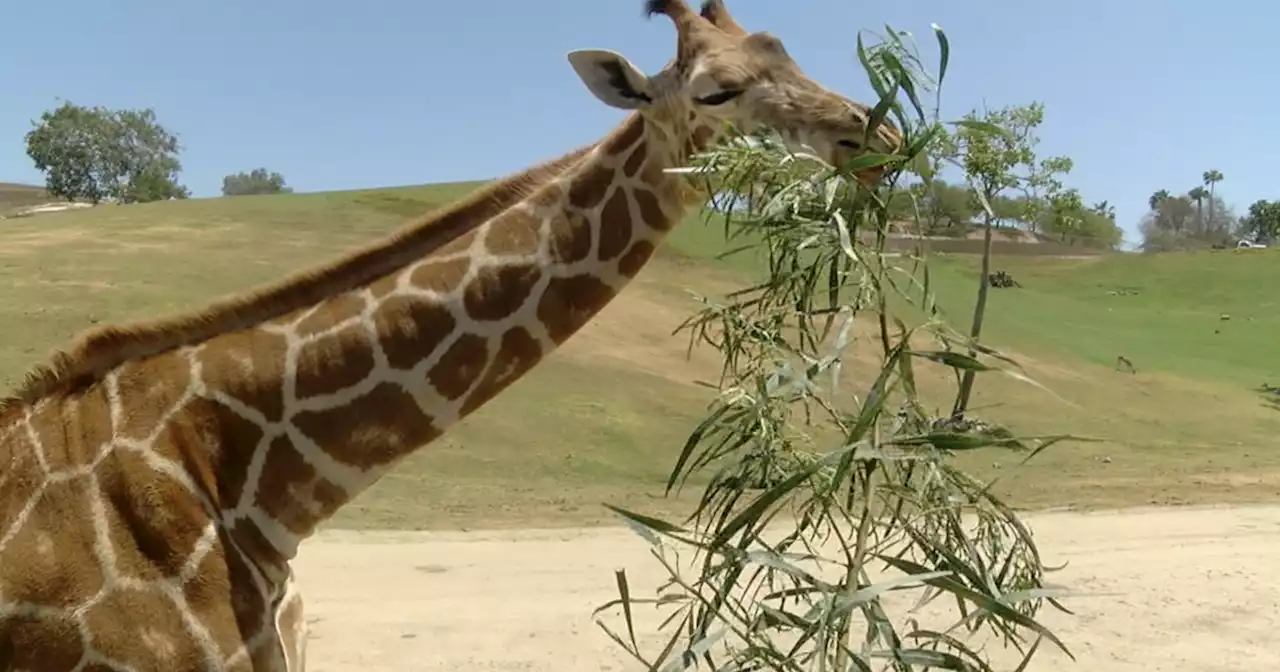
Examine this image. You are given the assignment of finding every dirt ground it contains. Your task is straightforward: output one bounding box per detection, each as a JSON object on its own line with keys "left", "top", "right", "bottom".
{"left": 294, "top": 504, "right": 1279, "bottom": 671}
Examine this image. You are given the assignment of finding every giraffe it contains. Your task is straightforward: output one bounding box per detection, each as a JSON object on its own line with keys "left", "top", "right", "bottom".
{"left": 0, "top": 0, "right": 901, "bottom": 669}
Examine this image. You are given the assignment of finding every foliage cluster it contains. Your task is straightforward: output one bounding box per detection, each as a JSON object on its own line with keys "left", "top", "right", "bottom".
{"left": 595, "top": 25, "right": 1080, "bottom": 671}
{"left": 222, "top": 168, "right": 292, "bottom": 196}
{"left": 1139, "top": 171, "right": 1239, "bottom": 251}
{"left": 25, "top": 101, "right": 190, "bottom": 204}
{"left": 23, "top": 101, "right": 291, "bottom": 205}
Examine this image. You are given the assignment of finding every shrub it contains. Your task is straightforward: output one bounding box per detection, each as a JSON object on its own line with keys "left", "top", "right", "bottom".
{"left": 594, "top": 25, "right": 1082, "bottom": 671}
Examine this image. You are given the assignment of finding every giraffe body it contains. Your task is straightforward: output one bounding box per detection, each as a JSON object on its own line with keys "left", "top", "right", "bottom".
{"left": 0, "top": 1, "right": 899, "bottom": 668}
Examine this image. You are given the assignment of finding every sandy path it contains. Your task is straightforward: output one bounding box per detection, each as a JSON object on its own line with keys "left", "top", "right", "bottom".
{"left": 294, "top": 505, "right": 1280, "bottom": 670}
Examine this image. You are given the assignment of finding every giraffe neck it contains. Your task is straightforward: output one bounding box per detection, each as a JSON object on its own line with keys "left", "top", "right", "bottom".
{"left": 189, "top": 110, "right": 713, "bottom": 567}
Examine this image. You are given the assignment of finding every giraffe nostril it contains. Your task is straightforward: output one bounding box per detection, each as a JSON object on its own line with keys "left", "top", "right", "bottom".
{"left": 837, "top": 139, "right": 861, "bottom": 150}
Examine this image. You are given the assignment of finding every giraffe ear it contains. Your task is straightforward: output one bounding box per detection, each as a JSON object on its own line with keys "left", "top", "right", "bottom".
{"left": 567, "top": 49, "right": 654, "bottom": 110}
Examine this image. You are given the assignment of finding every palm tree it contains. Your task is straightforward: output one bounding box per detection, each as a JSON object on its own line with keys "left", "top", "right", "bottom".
{"left": 1203, "top": 169, "right": 1224, "bottom": 230}
{"left": 1188, "top": 186, "right": 1207, "bottom": 232}
{"left": 1091, "top": 200, "right": 1116, "bottom": 221}
{"left": 1148, "top": 189, "right": 1170, "bottom": 211}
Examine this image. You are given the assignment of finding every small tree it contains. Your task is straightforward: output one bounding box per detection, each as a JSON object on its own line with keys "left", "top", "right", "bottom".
{"left": 222, "top": 168, "right": 292, "bottom": 196}
{"left": 595, "top": 26, "right": 1078, "bottom": 671}
{"left": 1202, "top": 169, "right": 1224, "bottom": 230}
{"left": 1241, "top": 199, "right": 1280, "bottom": 243}
{"left": 936, "top": 104, "right": 1073, "bottom": 417}
{"left": 24, "top": 101, "right": 189, "bottom": 204}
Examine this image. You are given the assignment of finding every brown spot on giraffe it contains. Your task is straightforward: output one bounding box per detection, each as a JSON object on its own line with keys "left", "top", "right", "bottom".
{"left": 82, "top": 586, "right": 211, "bottom": 668}
{"left": 409, "top": 256, "right": 471, "bottom": 295}
{"left": 623, "top": 142, "right": 647, "bottom": 177}
{"left": 294, "top": 292, "right": 366, "bottom": 337}
{"left": 114, "top": 355, "right": 192, "bottom": 441}
{"left": 373, "top": 296, "right": 458, "bottom": 371}
{"left": 428, "top": 334, "right": 491, "bottom": 400}
{"left": 0, "top": 615, "right": 85, "bottom": 669}
{"left": 460, "top": 327, "right": 545, "bottom": 416}
{"left": 566, "top": 164, "right": 614, "bottom": 211}
{"left": 598, "top": 189, "right": 635, "bottom": 261}
{"left": 0, "top": 477, "right": 105, "bottom": 609}
{"left": 537, "top": 275, "right": 618, "bottom": 345}
{"left": 26, "top": 383, "right": 113, "bottom": 471}
{"left": 463, "top": 264, "right": 543, "bottom": 322}
{"left": 291, "top": 382, "right": 442, "bottom": 470}
{"left": 547, "top": 210, "right": 595, "bottom": 264}
{"left": 619, "top": 240, "right": 658, "bottom": 278}
{"left": 198, "top": 329, "right": 289, "bottom": 423}
{"left": 293, "top": 328, "right": 377, "bottom": 399}
{"left": 255, "top": 437, "right": 345, "bottom": 537}
{"left": 181, "top": 533, "right": 267, "bottom": 659}
{"left": 483, "top": 208, "right": 543, "bottom": 257}
{"left": 633, "top": 188, "right": 670, "bottom": 231}
{"left": 98, "top": 446, "right": 215, "bottom": 580}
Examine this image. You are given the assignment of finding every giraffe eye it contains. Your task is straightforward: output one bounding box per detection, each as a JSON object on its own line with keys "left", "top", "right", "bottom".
{"left": 694, "top": 89, "right": 744, "bottom": 106}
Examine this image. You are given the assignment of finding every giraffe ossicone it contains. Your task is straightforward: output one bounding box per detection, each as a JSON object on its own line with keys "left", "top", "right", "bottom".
{"left": 0, "top": 0, "right": 900, "bottom": 668}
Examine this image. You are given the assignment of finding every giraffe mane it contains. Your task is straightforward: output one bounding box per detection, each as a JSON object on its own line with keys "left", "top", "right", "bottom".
{"left": 0, "top": 144, "right": 596, "bottom": 412}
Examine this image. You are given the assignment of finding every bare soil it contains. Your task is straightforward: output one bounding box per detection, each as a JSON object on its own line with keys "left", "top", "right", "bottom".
{"left": 296, "top": 504, "right": 1280, "bottom": 671}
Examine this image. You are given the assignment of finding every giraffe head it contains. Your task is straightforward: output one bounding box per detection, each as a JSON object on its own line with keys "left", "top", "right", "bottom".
{"left": 567, "top": 0, "right": 903, "bottom": 182}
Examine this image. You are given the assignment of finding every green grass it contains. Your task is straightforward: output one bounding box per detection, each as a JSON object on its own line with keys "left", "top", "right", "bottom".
{"left": 917, "top": 251, "right": 1280, "bottom": 386}
{"left": 1, "top": 181, "right": 1278, "bottom": 529}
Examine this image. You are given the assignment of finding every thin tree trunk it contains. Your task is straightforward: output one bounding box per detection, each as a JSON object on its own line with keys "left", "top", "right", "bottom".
{"left": 1207, "top": 187, "right": 1216, "bottom": 232}
{"left": 953, "top": 210, "right": 995, "bottom": 418}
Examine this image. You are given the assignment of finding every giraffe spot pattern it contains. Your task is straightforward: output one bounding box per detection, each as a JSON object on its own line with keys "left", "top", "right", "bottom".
{"left": 536, "top": 275, "right": 617, "bottom": 345}
{"left": 619, "top": 240, "right": 657, "bottom": 279}
{"left": 598, "top": 189, "right": 634, "bottom": 262}
{"left": 0, "top": 100, "right": 704, "bottom": 669}
{"left": 255, "top": 436, "right": 345, "bottom": 537}
{"left": 27, "top": 382, "right": 113, "bottom": 470}
{"left": 409, "top": 256, "right": 471, "bottom": 294}
{"left": 373, "top": 296, "right": 458, "bottom": 370}
{"left": 99, "top": 447, "right": 216, "bottom": 581}
{"left": 197, "top": 330, "right": 289, "bottom": 423}
{"left": 293, "top": 292, "right": 365, "bottom": 338}
{"left": 460, "top": 327, "right": 545, "bottom": 416}
{"left": 293, "top": 328, "right": 377, "bottom": 399}
{"left": 291, "top": 382, "right": 440, "bottom": 471}
{"left": 428, "top": 334, "right": 491, "bottom": 401}
{"left": 462, "top": 264, "right": 543, "bottom": 323}
{"left": 482, "top": 207, "right": 542, "bottom": 257}
{"left": 547, "top": 210, "right": 594, "bottom": 265}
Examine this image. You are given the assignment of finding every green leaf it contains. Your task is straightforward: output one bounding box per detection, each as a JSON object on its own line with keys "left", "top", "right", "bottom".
{"left": 841, "top": 152, "right": 901, "bottom": 173}
{"left": 948, "top": 118, "right": 1014, "bottom": 140}
{"left": 933, "top": 24, "right": 951, "bottom": 87}
{"left": 910, "top": 350, "right": 994, "bottom": 371}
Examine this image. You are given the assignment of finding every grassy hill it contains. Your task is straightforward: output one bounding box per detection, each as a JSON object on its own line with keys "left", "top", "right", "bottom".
{"left": 1, "top": 181, "right": 1277, "bottom": 530}
{"left": 0, "top": 182, "right": 58, "bottom": 213}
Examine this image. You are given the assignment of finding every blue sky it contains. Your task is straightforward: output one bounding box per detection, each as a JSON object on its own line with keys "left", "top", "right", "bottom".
{"left": 2, "top": 0, "right": 1276, "bottom": 248}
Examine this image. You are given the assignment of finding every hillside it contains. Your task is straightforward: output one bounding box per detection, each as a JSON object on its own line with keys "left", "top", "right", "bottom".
{"left": 0, "top": 182, "right": 1276, "bottom": 528}
{"left": 0, "top": 182, "right": 56, "bottom": 212}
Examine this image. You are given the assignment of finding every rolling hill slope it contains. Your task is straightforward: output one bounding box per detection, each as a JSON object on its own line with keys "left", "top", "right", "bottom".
{"left": 0, "top": 181, "right": 1276, "bottom": 528}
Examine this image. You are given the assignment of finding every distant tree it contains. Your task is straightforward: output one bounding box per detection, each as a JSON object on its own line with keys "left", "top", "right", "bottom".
{"left": 222, "top": 168, "right": 292, "bottom": 196}
{"left": 935, "top": 102, "right": 1074, "bottom": 417}
{"left": 1139, "top": 191, "right": 1235, "bottom": 251}
{"left": 1187, "top": 186, "right": 1207, "bottom": 229}
{"left": 24, "top": 101, "right": 189, "bottom": 204}
{"left": 1203, "top": 169, "right": 1224, "bottom": 230}
{"left": 1241, "top": 199, "right": 1280, "bottom": 243}
{"left": 1148, "top": 189, "right": 1170, "bottom": 211}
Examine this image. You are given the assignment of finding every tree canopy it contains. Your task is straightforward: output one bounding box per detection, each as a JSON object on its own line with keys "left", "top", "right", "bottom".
{"left": 221, "top": 168, "right": 292, "bottom": 196}
{"left": 24, "top": 101, "right": 189, "bottom": 204}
